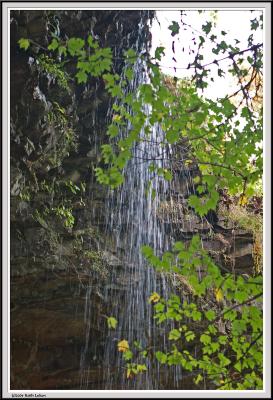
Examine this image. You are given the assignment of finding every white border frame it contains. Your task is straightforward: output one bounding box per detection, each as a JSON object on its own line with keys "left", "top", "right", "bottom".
{"left": 2, "top": 2, "right": 271, "bottom": 398}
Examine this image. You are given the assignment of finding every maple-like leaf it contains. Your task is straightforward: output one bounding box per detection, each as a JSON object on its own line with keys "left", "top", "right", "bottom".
{"left": 117, "top": 339, "right": 129, "bottom": 352}
{"left": 149, "top": 292, "right": 160, "bottom": 303}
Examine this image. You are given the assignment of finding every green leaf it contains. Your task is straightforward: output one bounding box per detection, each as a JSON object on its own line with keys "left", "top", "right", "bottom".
{"left": 58, "top": 45, "right": 67, "bottom": 56}
{"left": 247, "top": 56, "right": 254, "bottom": 64}
{"left": 241, "top": 107, "right": 249, "bottom": 118}
{"left": 188, "top": 194, "right": 209, "bottom": 217}
{"left": 218, "top": 335, "right": 228, "bottom": 345}
{"left": 208, "top": 324, "right": 217, "bottom": 335}
{"left": 141, "top": 245, "right": 154, "bottom": 258}
{"left": 108, "top": 167, "right": 124, "bottom": 188}
{"left": 67, "top": 37, "right": 85, "bottom": 56}
{"left": 173, "top": 241, "right": 184, "bottom": 251}
{"left": 136, "top": 364, "right": 147, "bottom": 373}
{"left": 18, "top": 38, "right": 30, "bottom": 50}
{"left": 76, "top": 70, "right": 88, "bottom": 84}
{"left": 192, "top": 310, "right": 202, "bottom": 321}
{"left": 200, "top": 333, "right": 211, "bottom": 345}
{"left": 199, "top": 36, "right": 205, "bottom": 45}
{"left": 169, "top": 329, "right": 181, "bottom": 341}
{"left": 218, "top": 353, "right": 231, "bottom": 367}
{"left": 202, "top": 21, "right": 212, "bottom": 34}
{"left": 140, "top": 83, "right": 154, "bottom": 103}
{"left": 154, "top": 301, "right": 165, "bottom": 313}
{"left": 234, "top": 361, "right": 242, "bottom": 372}
{"left": 123, "top": 350, "right": 133, "bottom": 361}
{"left": 77, "top": 61, "right": 91, "bottom": 73}
{"left": 205, "top": 310, "right": 216, "bottom": 321}
{"left": 232, "top": 319, "right": 247, "bottom": 336}
{"left": 87, "top": 35, "right": 98, "bottom": 49}
{"left": 166, "top": 130, "right": 180, "bottom": 144}
{"left": 107, "top": 124, "right": 119, "bottom": 138}
{"left": 250, "top": 18, "right": 259, "bottom": 31}
{"left": 101, "top": 144, "right": 114, "bottom": 163}
{"left": 125, "top": 68, "right": 134, "bottom": 81}
{"left": 133, "top": 340, "right": 142, "bottom": 350}
{"left": 223, "top": 308, "right": 237, "bottom": 321}
{"left": 107, "top": 316, "right": 118, "bottom": 329}
{"left": 124, "top": 48, "right": 137, "bottom": 62}
{"left": 156, "top": 351, "right": 168, "bottom": 364}
{"left": 168, "top": 21, "right": 180, "bottom": 36}
{"left": 163, "top": 169, "right": 172, "bottom": 181}
{"left": 48, "top": 38, "right": 59, "bottom": 51}
{"left": 185, "top": 331, "right": 195, "bottom": 342}
{"left": 194, "top": 374, "right": 203, "bottom": 385}
{"left": 155, "top": 46, "right": 165, "bottom": 60}
{"left": 210, "top": 342, "right": 220, "bottom": 353}
{"left": 234, "top": 290, "right": 248, "bottom": 303}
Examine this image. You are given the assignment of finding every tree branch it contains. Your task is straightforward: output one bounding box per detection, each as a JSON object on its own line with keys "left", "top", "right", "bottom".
{"left": 215, "top": 291, "right": 263, "bottom": 322}
{"left": 148, "top": 43, "right": 263, "bottom": 71}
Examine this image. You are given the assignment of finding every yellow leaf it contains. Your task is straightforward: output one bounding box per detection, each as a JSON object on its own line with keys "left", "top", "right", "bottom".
{"left": 112, "top": 114, "right": 122, "bottom": 122}
{"left": 117, "top": 339, "right": 129, "bottom": 352}
{"left": 215, "top": 288, "right": 223, "bottom": 303}
{"left": 149, "top": 292, "right": 160, "bottom": 303}
{"left": 184, "top": 159, "right": 193, "bottom": 166}
{"left": 127, "top": 369, "right": 132, "bottom": 379}
{"left": 238, "top": 195, "right": 248, "bottom": 206}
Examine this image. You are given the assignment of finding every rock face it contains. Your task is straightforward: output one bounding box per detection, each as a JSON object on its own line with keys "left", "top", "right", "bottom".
{"left": 10, "top": 10, "right": 255, "bottom": 390}
{"left": 10, "top": 9, "right": 154, "bottom": 390}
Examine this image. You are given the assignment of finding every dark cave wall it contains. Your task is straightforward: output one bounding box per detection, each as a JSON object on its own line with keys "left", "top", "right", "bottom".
{"left": 10, "top": 9, "right": 154, "bottom": 389}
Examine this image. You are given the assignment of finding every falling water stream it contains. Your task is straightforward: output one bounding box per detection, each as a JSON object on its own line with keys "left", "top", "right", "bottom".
{"left": 101, "top": 17, "right": 184, "bottom": 389}
{"left": 103, "top": 95, "right": 173, "bottom": 390}
{"left": 78, "top": 15, "right": 194, "bottom": 390}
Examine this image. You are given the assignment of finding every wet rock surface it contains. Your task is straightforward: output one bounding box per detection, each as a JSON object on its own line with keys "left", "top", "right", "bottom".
{"left": 10, "top": 9, "right": 154, "bottom": 390}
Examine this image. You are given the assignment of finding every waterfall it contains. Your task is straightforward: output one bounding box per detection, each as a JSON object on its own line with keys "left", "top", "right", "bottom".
{"left": 79, "top": 15, "right": 186, "bottom": 390}
{"left": 101, "top": 20, "right": 182, "bottom": 390}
